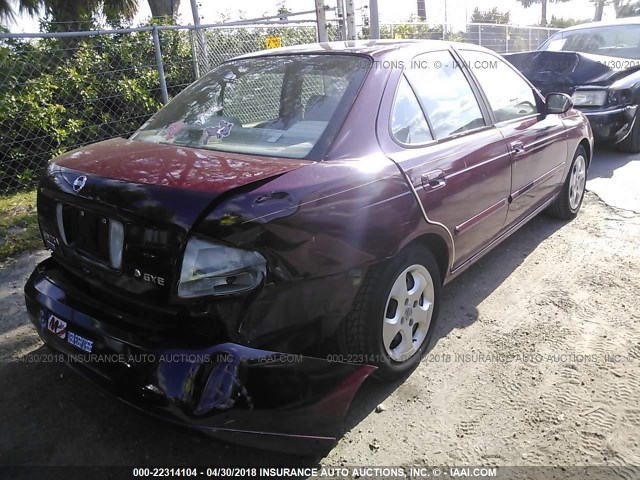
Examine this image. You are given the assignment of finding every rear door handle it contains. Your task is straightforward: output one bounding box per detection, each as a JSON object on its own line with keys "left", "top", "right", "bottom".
{"left": 510, "top": 141, "right": 525, "bottom": 156}
{"left": 421, "top": 170, "right": 446, "bottom": 191}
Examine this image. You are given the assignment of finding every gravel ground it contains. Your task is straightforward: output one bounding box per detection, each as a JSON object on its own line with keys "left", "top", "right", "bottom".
{"left": 1, "top": 161, "right": 639, "bottom": 473}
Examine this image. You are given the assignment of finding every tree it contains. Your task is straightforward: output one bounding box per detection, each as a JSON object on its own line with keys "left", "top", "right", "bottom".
{"left": 546, "top": 15, "right": 589, "bottom": 27}
{"left": 516, "top": 0, "right": 570, "bottom": 26}
{"left": 470, "top": 7, "right": 511, "bottom": 24}
{"left": 0, "top": 0, "right": 15, "bottom": 22}
{"left": 1, "top": 0, "right": 180, "bottom": 30}
{"left": 0, "top": 0, "right": 139, "bottom": 31}
{"left": 593, "top": 0, "right": 605, "bottom": 20}
{"left": 613, "top": 0, "right": 640, "bottom": 17}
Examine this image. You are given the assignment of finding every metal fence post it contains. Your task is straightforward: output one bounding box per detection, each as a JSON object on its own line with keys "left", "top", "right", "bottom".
{"left": 346, "top": 0, "right": 357, "bottom": 40}
{"left": 315, "top": 0, "right": 329, "bottom": 42}
{"left": 369, "top": 0, "right": 380, "bottom": 39}
{"left": 505, "top": 25, "right": 509, "bottom": 53}
{"left": 152, "top": 26, "right": 169, "bottom": 105}
{"left": 188, "top": 28, "right": 200, "bottom": 78}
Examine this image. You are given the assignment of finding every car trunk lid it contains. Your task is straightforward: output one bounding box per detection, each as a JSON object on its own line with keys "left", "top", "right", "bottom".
{"left": 38, "top": 138, "right": 308, "bottom": 310}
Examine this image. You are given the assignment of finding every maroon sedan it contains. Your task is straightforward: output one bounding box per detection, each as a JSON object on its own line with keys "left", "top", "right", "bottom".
{"left": 25, "top": 40, "right": 592, "bottom": 452}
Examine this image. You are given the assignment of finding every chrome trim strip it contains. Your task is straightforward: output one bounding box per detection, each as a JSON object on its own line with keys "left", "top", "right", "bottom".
{"left": 615, "top": 109, "right": 638, "bottom": 143}
{"left": 493, "top": 113, "right": 539, "bottom": 127}
{"left": 450, "top": 194, "right": 557, "bottom": 278}
{"left": 582, "top": 105, "right": 637, "bottom": 117}
{"left": 455, "top": 198, "right": 508, "bottom": 236}
{"left": 55, "top": 203, "right": 68, "bottom": 245}
{"left": 511, "top": 162, "right": 565, "bottom": 202}
{"left": 364, "top": 190, "right": 413, "bottom": 208}
{"left": 447, "top": 151, "right": 511, "bottom": 179}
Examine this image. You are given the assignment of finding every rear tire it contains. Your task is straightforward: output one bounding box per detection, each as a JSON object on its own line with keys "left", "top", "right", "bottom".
{"left": 547, "top": 146, "right": 587, "bottom": 220}
{"left": 339, "top": 245, "right": 441, "bottom": 381}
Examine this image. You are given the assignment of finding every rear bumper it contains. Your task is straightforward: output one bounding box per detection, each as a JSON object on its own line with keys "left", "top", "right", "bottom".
{"left": 581, "top": 105, "right": 637, "bottom": 144}
{"left": 24, "top": 258, "right": 375, "bottom": 454}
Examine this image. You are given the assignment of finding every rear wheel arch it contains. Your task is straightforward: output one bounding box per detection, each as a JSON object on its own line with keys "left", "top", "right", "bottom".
{"left": 410, "top": 233, "right": 450, "bottom": 284}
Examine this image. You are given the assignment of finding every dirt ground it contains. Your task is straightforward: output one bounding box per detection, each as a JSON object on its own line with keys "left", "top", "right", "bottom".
{"left": 1, "top": 152, "right": 640, "bottom": 474}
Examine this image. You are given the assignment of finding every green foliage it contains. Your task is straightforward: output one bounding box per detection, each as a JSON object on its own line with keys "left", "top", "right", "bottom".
{"left": 0, "top": 189, "right": 40, "bottom": 261}
{"left": 545, "top": 15, "right": 590, "bottom": 28}
{"left": 470, "top": 7, "right": 511, "bottom": 24}
{"left": 0, "top": 27, "right": 195, "bottom": 194}
{"left": 2, "top": 0, "right": 138, "bottom": 32}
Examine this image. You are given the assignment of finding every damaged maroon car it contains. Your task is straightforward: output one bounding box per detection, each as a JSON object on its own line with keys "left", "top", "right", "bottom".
{"left": 25, "top": 40, "right": 593, "bottom": 453}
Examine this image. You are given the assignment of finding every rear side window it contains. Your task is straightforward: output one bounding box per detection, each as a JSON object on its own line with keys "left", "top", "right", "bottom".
{"left": 391, "top": 76, "right": 433, "bottom": 145}
{"left": 460, "top": 50, "right": 538, "bottom": 123}
{"left": 405, "top": 51, "right": 486, "bottom": 139}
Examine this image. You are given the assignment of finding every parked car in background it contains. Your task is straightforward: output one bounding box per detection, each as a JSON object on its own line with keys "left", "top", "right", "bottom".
{"left": 25, "top": 40, "right": 592, "bottom": 453}
{"left": 506, "top": 17, "right": 640, "bottom": 152}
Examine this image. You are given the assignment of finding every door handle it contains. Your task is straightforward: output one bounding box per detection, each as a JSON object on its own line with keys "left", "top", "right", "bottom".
{"left": 421, "top": 170, "right": 446, "bottom": 191}
{"left": 510, "top": 141, "right": 525, "bottom": 156}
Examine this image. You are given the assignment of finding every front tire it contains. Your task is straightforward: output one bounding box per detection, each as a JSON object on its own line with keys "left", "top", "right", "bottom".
{"left": 339, "top": 245, "right": 441, "bottom": 381}
{"left": 547, "top": 145, "right": 587, "bottom": 220}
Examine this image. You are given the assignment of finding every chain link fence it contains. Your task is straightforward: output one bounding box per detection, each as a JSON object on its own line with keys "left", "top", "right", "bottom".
{"left": 373, "top": 23, "right": 559, "bottom": 50}
{"left": 465, "top": 23, "right": 559, "bottom": 53}
{"left": 0, "top": 21, "right": 558, "bottom": 195}
{"left": 0, "top": 25, "right": 196, "bottom": 195}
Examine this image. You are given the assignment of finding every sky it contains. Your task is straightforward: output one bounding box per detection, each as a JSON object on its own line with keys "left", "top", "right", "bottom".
{"left": 6, "top": 0, "right": 615, "bottom": 34}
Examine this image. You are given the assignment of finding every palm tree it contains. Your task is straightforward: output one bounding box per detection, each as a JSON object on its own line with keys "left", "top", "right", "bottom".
{"left": 516, "top": 0, "right": 570, "bottom": 25}
{"left": 0, "top": 0, "right": 16, "bottom": 22}
{"left": 0, "top": 0, "right": 143, "bottom": 30}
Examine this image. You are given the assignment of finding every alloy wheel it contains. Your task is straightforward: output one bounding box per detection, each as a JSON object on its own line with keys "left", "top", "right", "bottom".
{"left": 382, "top": 264, "right": 435, "bottom": 362}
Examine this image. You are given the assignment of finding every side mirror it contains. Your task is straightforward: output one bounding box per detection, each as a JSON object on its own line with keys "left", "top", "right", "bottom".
{"left": 546, "top": 92, "right": 573, "bottom": 114}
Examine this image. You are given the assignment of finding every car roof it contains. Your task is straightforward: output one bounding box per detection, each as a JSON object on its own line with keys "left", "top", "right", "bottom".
{"left": 233, "top": 39, "right": 489, "bottom": 61}
{"left": 555, "top": 16, "right": 640, "bottom": 33}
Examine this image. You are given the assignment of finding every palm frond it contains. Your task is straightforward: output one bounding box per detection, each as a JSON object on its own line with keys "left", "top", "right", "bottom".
{"left": 0, "top": 0, "right": 16, "bottom": 21}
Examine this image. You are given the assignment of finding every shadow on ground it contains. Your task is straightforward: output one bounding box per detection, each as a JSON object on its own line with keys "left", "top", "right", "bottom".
{"left": 0, "top": 214, "right": 567, "bottom": 473}
{"left": 587, "top": 145, "right": 636, "bottom": 181}
{"left": 328, "top": 213, "right": 566, "bottom": 448}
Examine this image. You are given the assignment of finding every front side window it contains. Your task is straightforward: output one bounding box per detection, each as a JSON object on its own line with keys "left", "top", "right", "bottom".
{"left": 460, "top": 50, "right": 538, "bottom": 123}
{"left": 390, "top": 75, "right": 433, "bottom": 145}
{"left": 405, "top": 51, "right": 486, "bottom": 139}
{"left": 132, "top": 55, "right": 370, "bottom": 159}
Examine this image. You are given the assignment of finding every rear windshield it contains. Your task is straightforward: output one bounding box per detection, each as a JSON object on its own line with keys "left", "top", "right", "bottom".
{"left": 540, "top": 24, "right": 640, "bottom": 59}
{"left": 132, "top": 54, "right": 370, "bottom": 159}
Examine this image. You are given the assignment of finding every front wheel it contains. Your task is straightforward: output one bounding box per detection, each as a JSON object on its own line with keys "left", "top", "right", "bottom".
{"left": 339, "top": 246, "right": 441, "bottom": 380}
{"left": 547, "top": 146, "right": 587, "bottom": 220}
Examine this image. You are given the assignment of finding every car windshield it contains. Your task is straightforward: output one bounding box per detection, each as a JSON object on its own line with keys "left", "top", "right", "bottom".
{"left": 539, "top": 24, "right": 640, "bottom": 59}
{"left": 132, "top": 54, "right": 370, "bottom": 159}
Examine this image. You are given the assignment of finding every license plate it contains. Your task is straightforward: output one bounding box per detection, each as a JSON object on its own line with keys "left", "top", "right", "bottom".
{"left": 67, "top": 332, "right": 94, "bottom": 353}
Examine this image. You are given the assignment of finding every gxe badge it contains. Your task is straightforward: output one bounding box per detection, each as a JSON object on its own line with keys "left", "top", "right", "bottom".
{"left": 134, "top": 268, "right": 165, "bottom": 286}
{"left": 72, "top": 175, "right": 87, "bottom": 193}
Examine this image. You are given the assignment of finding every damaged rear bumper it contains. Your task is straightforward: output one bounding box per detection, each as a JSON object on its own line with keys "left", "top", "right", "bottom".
{"left": 24, "top": 258, "right": 375, "bottom": 454}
